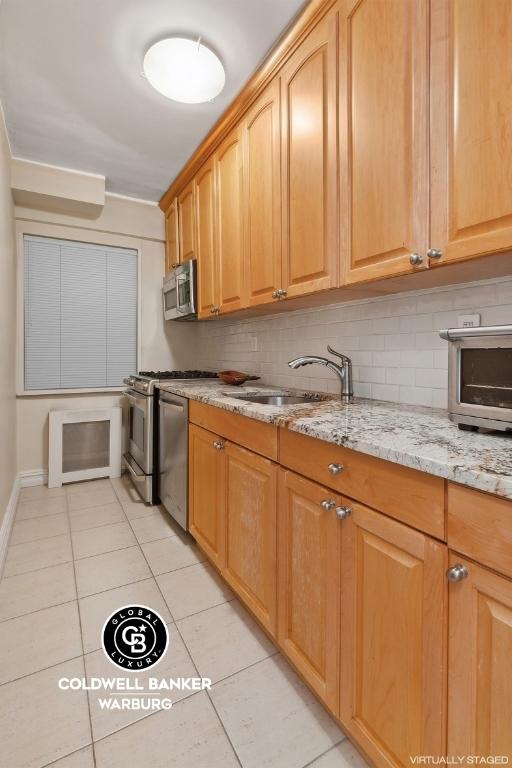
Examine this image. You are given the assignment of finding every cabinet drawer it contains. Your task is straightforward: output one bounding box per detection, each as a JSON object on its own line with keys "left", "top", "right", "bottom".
{"left": 189, "top": 401, "right": 278, "bottom": 461}
{"left": 448, "top": 483, "right": 512, "bottom": 579}
{"left": 279, "top": 429, "right": 445, "bottom": 539}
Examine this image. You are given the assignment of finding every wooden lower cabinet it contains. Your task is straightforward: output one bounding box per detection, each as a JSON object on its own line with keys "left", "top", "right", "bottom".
{"left": 277, "top": 469, "right": 341, "bottom": 713}
{"left": 224, "top": 443, "right": 277, "bottom": 635}
{"left": 447, "top": 553, "right": 512, "bottom": 759}
{"left": 340, "top": 500, "right": 447, "bottom": 768}
{"left": 188, "top": 424, "right": 226, "bottom": 570}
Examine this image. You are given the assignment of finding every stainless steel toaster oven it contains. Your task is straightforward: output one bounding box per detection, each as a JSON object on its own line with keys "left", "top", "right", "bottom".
{"left": 440, "top": 324, "right": 512, "bottom": 431}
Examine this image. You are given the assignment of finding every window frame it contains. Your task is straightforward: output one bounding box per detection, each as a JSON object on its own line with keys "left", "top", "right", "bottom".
{"left": 16, "top": 222, "right": 141, "bottom": 396}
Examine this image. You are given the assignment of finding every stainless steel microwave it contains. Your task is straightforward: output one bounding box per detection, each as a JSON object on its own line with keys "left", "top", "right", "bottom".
{"left": 163, "top": 260, "right": 197, "bottom": 321}
{"left": 440, "top": 324, "right": 512, "bottom": 431}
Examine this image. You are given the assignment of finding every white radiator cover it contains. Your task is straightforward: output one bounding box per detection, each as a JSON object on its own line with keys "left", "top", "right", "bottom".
{"left": 48, "top": 407, "right": 122, "bottom": 487}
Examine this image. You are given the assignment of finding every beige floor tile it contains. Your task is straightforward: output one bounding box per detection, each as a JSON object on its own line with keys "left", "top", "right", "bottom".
{"left": 0, "top": 601, "right": 82, "bottom": 684}
{"left": 66, "top": 478, "right": 112, "bottom": 495}
{"left": 75, "top": 546, "right": 151, "bottom": 597}
{"left": 19, "top": 484, "right": 66, "bottom": 502}
{"left": 130, "top": 508, "right": 181, "bottom": 544}
{"left": 3, "top": 534, "right": 72, "bottom": 577}
{"left": 85, "top": 623, "right": 197, "bottom": 739}
{"left": 79, "top": 578, "right": 172, "bottom": 653}
{"left": 68, "top": 486, "right": 117, "bottom": 512}
{"left": 0, "top": 562, "right": 76, "bottom": 621}
{"left": 46, "top": 746, "right": 95, "bottom": 767}
{"left": 141, "top": 533, "right": 204, "bottom": 575}
{"left": 178, "top": 599, "right": 276, "bottom": 683}
{"left": 10, "top": 512, "right": 68, "bottom": 545}
{"left": 157, "top": 563, "right": 234, "bottom": 620}
{"left": 69, "top": 501, "right": 125, "bottom": 532}
{"left": 0, "top": 657, "right": 91, "bottom": 768}
{"left": 111, "top": 475, "right": 138, "bottom": 503}
{"left": 122, "top": 498, "right": 158, "bottom": 520}
{"left": 94, "top": 691, "right": 239, "bottom": 768}
{"left": 72, "top": 520, "right": 136, "bottom": 559}
{"left": 307, "top": 741, "right": 369, "bottom": 768}
{"left": 16, "top": 495, "right": 68, "bottom": 520}
{"left": 210, "top": 654, "right": 344, "bottom": 768}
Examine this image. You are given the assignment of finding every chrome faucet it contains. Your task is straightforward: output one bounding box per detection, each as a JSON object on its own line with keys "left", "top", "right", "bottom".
{"left": 288, "top": 345, "right": 354, "bottom": 402}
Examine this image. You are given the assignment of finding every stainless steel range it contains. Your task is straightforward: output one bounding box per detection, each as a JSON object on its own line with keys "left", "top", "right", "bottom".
{"left": 122, "top": 370, "right": 217, "bottom": 503}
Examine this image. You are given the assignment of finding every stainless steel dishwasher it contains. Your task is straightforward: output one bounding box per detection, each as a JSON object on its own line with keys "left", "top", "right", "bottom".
{"left": 158, "top": 392, "right": 189, "bottom": 531}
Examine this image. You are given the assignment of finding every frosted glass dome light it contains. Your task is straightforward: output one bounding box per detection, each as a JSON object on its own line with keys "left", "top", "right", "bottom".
{"left": 143, "top": 37, "right": 225, "bottom": 104}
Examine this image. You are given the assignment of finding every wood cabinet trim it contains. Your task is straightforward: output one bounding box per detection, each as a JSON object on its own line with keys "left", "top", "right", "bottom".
{"left": 189, "top": 401, "right": 278, "bottom": 461}
{"left": 159, "top": 0, "right": 338, "bottom": 211}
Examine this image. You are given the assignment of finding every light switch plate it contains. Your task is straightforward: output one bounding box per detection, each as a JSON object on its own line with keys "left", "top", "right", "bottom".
{"left": 250, "top": 336, "right": 259, "bottom": 352}
{"left": 457, "top": 313, "right": 481, "bottom": 328}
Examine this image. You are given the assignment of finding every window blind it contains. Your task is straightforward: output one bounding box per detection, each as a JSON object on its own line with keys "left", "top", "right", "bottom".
{"left": 24, "top": 235, "right": 137, "bottom": 391}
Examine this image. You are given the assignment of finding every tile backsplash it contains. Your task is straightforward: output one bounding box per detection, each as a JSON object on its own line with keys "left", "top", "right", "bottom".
{"left": 194, "top": 277, "right": 512, "bottom": 410}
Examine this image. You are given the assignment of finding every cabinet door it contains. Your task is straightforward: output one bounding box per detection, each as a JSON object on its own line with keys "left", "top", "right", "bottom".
{"left": 215, "top": 125, "right": 245, "bottom": 314}
{"left": 431, "top": 0, "right": 512, "bottom": 265}
{"left": 188, "top": 424, "right": 226, "bottom": 570}
{"left": 340, "top": 501, "right": 446, "bottom": 768}
{"left": 178, "top": 180, "right": 196, "bottom": 263}
{"left": 339, "top": 0, "right": 429, "bottom": 284}
{"left": 447, "top": 554, "right": 512, "bottom": 758}
{"left": 280, "top": 8, "right": 338, "bottom": 298}
{"left": 243, "top": 78, "right": 282, "bottom": 307}
{"left": 165, "top": 198, "right": 179, "bottom": 273}
{"left": 195, "top": 158, "right": 218, "bottom": 317}
{"left": 278, "top": 469, "right": 340, "bottom": 712}
{"left": 224, "top": 443, "right": 277, "bottom": 635}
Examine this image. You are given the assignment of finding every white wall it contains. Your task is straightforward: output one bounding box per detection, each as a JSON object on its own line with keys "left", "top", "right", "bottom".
{"left": 0, "top": 105, "right": 17, "bottom": 523}
{"left": 15, "top": 193, "right": 196, "bottom": 473}
{"left": 196, "top": 276, "right": 512, "bottom": 409}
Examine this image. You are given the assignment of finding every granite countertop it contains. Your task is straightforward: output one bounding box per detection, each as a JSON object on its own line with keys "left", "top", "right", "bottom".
{"left": 157, "top": 380, "right": 512, "bottom": 499}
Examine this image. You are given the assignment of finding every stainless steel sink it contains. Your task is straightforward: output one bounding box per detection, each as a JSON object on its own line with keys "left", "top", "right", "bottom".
{"left": 230, "top": 394, "right": 323, "bottom": 406}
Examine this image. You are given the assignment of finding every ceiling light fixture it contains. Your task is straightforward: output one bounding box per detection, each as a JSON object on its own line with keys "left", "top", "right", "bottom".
{"left": 143, "top": 37, "right": 225, "bottom": 104}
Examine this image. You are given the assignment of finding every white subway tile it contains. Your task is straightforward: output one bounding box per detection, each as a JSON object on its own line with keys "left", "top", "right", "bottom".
{"left": 371, "top": 383, "right": 400, "bottom": 402}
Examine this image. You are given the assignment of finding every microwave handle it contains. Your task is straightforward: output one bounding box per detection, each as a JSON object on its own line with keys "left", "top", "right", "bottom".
{"left": 440, "top": 324, "right": 512, "bottom": 341}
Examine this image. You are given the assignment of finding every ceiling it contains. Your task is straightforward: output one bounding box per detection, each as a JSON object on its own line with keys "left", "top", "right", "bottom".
{"left": 0, "top": 0, "right": 306, "bottom": 201}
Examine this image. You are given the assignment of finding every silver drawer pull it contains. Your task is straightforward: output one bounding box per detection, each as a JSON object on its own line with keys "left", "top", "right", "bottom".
{"left": 213, "top": 441, "right": 225, "bottom": 450}
{"left": 320, "top": 499, "right": 336, "bottom": 511}
{"left": 335, "top": 506, "right": 352, "bottom": 520}
{"left": 446, "top": 564, "right": 469, "bottom": 583}
{"left": 328, "top": 463, "right": 344, "bottom": 475}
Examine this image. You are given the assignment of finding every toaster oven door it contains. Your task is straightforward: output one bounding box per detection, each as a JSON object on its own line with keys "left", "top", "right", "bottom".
{"left": 450, "top": 336, "right": 512, "bottom": 424}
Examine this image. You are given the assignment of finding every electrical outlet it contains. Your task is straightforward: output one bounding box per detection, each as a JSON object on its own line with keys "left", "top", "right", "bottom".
{"left": 457, "top": 313, "right": 481, "bottom": 328}
{"left": 250, "top": 336, "right": 259, "bottom": 352}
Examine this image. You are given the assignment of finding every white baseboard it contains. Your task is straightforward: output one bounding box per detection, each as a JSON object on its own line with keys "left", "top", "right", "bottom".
{"left": 0, "top": 474, "right": 20, "bottom": 577}
{"left": 19, "top": 469, "right": 48, "bottom": 488}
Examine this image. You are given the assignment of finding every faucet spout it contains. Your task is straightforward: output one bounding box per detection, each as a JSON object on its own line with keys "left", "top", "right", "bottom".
{"left": 288, "top": 351, "right": 354, "bottom": 402}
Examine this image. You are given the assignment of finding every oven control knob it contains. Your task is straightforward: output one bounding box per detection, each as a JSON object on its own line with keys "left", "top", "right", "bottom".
{"left": 142, "top": 381, "right": 149, "bottom": 391}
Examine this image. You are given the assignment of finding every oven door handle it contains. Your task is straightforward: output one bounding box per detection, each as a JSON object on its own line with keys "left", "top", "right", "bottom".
{"left": 124, "top": 389, "right": 147, "bottom": 405}
{"left": 123, "top": 453, "right": 144, "bottom": 477}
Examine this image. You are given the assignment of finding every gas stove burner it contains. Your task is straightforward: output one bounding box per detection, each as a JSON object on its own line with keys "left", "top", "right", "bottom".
{"left": 138, "top": 370, "right": 218, "bottom": 380}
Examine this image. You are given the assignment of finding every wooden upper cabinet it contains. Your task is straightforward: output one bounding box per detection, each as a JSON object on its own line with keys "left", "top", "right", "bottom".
{"left": 278, "top": 469, "right": 341, "bottom": 713}
{"left": 178, "top": 180, "right": 196, "bottom": 263}
{"left": 224, "top": 443, "right": 277, "bottom": 636}
{"left": 431, "top": 0, "right": 512, "bottom": 265}
{"left": 280, "top": 8, "right": 338, "bottom": 298}
{"left": 243, "top": 78, "right": 282, "bottom": 306}
{"left": 195, "top": 158, "right": 218, "bottom": 317}
{"left": 215, "top": 125, "right": 245, "bottom": 314}
{"left": 188, "top": 424, "right": 226, "bottom": 570}
{"left": 447, "top": 554, "right": 512, "bottom": 758}
{"left": 165, "top": 198, "right": 179, "bottom": 273}
{"left": 339, "top": 0, "right": 429, "bottom": 284}
{"left": 340, "top": 501, "right": 446, "bottom": 768}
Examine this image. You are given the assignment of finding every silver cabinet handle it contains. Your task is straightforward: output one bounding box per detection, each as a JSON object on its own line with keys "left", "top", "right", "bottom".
{"left": 447, "top": 564, "right": 469, "bottom": 582}
{"left": 335, "top": 506, "right": 352, "bottom": 520}
{"left": 272, "top": 290, "right": 278, "bottom": 299}
{"left": 172, "top": 262, "right": 179, "bottom": 269}
{"left": 409, "top": 253, "right": 423, "bottom": 266}
{"left": 210, "top": 306, "right": 216, "bottom": 314}
{"left": 328, "top": 463, "right": 344, "bottom": 475}
{"left": 213, "top": 440, "right": 225, "bottom": 450}
{"left": 427, "top": 248, "right": 443, "bottom": 260}
{"left": 320, "top": 499, "right": 336, "bottom": 511}
{"left": 277, "top": 288, "right": 287, "bottom": 298}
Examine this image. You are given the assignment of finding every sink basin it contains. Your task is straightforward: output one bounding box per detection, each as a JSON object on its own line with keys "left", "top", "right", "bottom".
{"left": 230, "top": 394, "right": 323, "bottom": 406}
